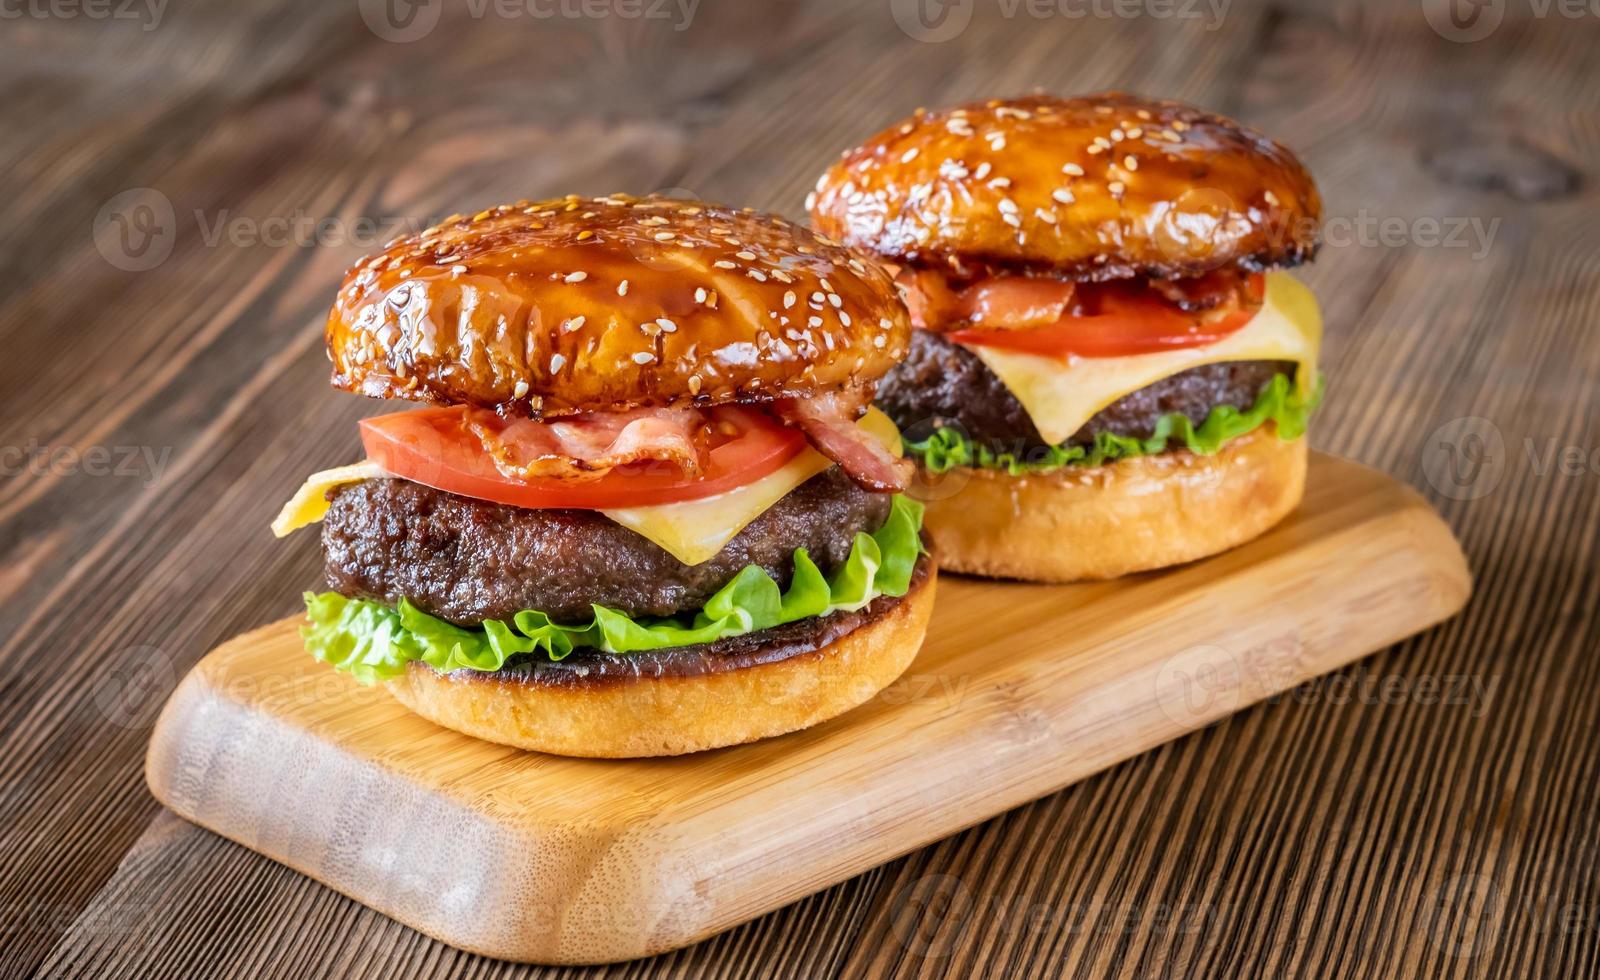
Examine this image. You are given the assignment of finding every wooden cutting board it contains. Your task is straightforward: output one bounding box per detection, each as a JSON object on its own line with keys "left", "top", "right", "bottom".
{"left": 145, "top": 453, "right": 1469, "bottom": 965}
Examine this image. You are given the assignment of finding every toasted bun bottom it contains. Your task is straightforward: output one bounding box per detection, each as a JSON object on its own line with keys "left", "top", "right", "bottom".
{"left": 384, "top": 563, "right": 937, "bottom": 758}
{"left": 917, "top": 428, "right": 1306, "bottom": 582}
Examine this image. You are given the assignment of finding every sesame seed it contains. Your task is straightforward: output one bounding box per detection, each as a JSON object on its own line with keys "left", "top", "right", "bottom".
{"left": 828, "top": 293, "right": 842, "bottom": 308}
{"left": 695, "top": 287, "right": 708, "bottom": 303}
{"left": 1108, "top": 180, "right": 1126, "bottom": 196}
{"left": 1001, "top": 213, "right": 1022, "bottom": 228}
{"left": 809, "top": 316, "right": 823, "bottom": 328}
{"left": 512, "top": 380, "right": 530, "bottom": 398}
{"left": 1063, "top": 163, "right": 1085, "bottom": 177}
{"left": 688, "top": 375, "right": 702, "bottom": 395}
{"left": 450, "top": 264, "right": 467, "bottom": 275}
{"left": 617, "top": 279, "right": 629, "bottom": 296}
{"left": 562, "top": 316, "right": 586, "bottom": 332}
{"left": 873, "top": 334, "right": 886, "bottom": 349}
{"left": 714, "top": 260, "right": 736, "bottom": 269}
{"left": 654, "top": 231, "right": 676, "bottom": 241}
{"left": 879, "top": 318, "right": 893, "bottom": 330}
{"left": 998, "top": 198, "right": 1019, "bottom": 214}
{"left": 988, "top": 177, "right": 1011, "bottom": 189}
{"left": 784, "top": 290, "right": 797, "bottom": 309}
{"left": 1035, "top": 208, "right": 1057, "bottom": 224}
{"left": 656, "top": 318, "right": 678, "bottom": 333}
{"left": 901, "top": 148, "right": 920, "bottom": 163}
{"left": 1264, "top": 190, "right": 1280, "bottom": 206}
{"left": 839, "top": 311, "right": 851, "bottom": 326}
{"left": 748, "top": 269, "right": 767, "bottom": 282}
{"left": 564, "top": 272, "right": 587, "bottom": 283}
{"left": 1124, "top": 155, "right": 1138, "bottom": 170}
{"left": 772, "top": 269, "right": 794, "bottom": 283}
{"left": 1052, "top": 188, "right": 1075, "bottom": 204}
{"left": 736, "top": 250, "right": 757, "bottom": 261}
{"left": 1088, "top": 145, "right": 1104, "bottom": 155}
{"left": 974, "top": 162, "right": 992, "bottom": 180}
{"left": 632, "top": 352, "right": 655, "bottom": 365}
{"left": 549, "top": 354, "right": 566, "bottom": 373}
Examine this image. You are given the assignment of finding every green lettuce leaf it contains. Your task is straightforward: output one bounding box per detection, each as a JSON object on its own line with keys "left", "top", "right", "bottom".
{"left": 303, "top": 494, "right": 925, "bottom": 684}
{"left": 906, "top": 371, "right": 1324, "bottom": 476}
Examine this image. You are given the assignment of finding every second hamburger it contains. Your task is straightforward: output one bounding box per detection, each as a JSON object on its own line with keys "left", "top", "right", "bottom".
{"left": 809, "top": 93, "right": 1324, "bottom": 582}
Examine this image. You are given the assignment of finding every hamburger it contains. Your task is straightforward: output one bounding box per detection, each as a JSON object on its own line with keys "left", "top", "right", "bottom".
{"left": 808, "top": 94, "right": 1324, "bottom": 582}
{"left": 273, "top": 194, "right": 934, "bottom": 757}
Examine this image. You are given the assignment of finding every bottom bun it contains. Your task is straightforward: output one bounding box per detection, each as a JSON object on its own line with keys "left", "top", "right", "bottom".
{"left": 385, "top": 555, "right": 937, "bottom": 758}
{"left": 917, "top": 427, "right": 1306, "bottom": 582}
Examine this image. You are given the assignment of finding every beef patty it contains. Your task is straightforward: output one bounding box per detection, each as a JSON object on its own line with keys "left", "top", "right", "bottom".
{"left": 322, "top": 469, "right": 891, "bottom": 626}
{"left": 876, "top": 330, "right": 1293, "bottom": 451}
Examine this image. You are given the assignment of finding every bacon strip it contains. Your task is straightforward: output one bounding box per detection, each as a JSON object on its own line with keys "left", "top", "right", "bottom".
{"left": 898, "top": 268, "right": 1076, "bottom": 332}
{"left": 774, "top": 390, "right": 912, "bottom": 494}
{"left": 468, "top": 407, "right": 707, "bottom": 483}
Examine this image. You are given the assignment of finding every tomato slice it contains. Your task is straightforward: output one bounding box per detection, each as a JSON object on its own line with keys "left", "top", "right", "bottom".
{"left": 359, "top": 405, "right": 807, "bottom": 509}
{"left": 949, "top": 273, "right": 1266, "bottom": 358}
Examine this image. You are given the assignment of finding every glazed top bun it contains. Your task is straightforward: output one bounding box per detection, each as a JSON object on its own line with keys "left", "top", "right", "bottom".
{"left": 327, "top": 194, "right": 910, "bottom": 417}
{"left": 808, "top": 93, "right": 1321, "bottom": 282}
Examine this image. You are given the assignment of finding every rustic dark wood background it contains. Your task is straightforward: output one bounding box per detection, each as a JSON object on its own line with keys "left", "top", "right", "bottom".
{"left": 2, "top": 0, "right": 1596, "bottom": 976}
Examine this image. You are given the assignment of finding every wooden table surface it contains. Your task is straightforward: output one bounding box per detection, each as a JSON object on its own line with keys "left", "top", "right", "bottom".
{"left": 2, "top": 1, "right": 1595, "bottom": 977}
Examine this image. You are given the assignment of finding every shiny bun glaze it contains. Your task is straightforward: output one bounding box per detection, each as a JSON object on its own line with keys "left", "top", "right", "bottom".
{"left": 327, "top": 194, "right": 910, "bottom": 416}
{"left": 808, "top": 93, "right": 1321, "bottom": 281}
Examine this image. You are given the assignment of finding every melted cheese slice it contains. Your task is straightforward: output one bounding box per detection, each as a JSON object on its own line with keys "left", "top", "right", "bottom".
{"left": 602, "top": 407, "right": 901, "bottom": 565}
{"left": 963, "top": 271, "right": 1322, "bottom": 445}
{"left": 271, "top": 460, "right": 392, "bottom": 538}
{"left": 271, "top": 409, "right": 902, "bottom": 566}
